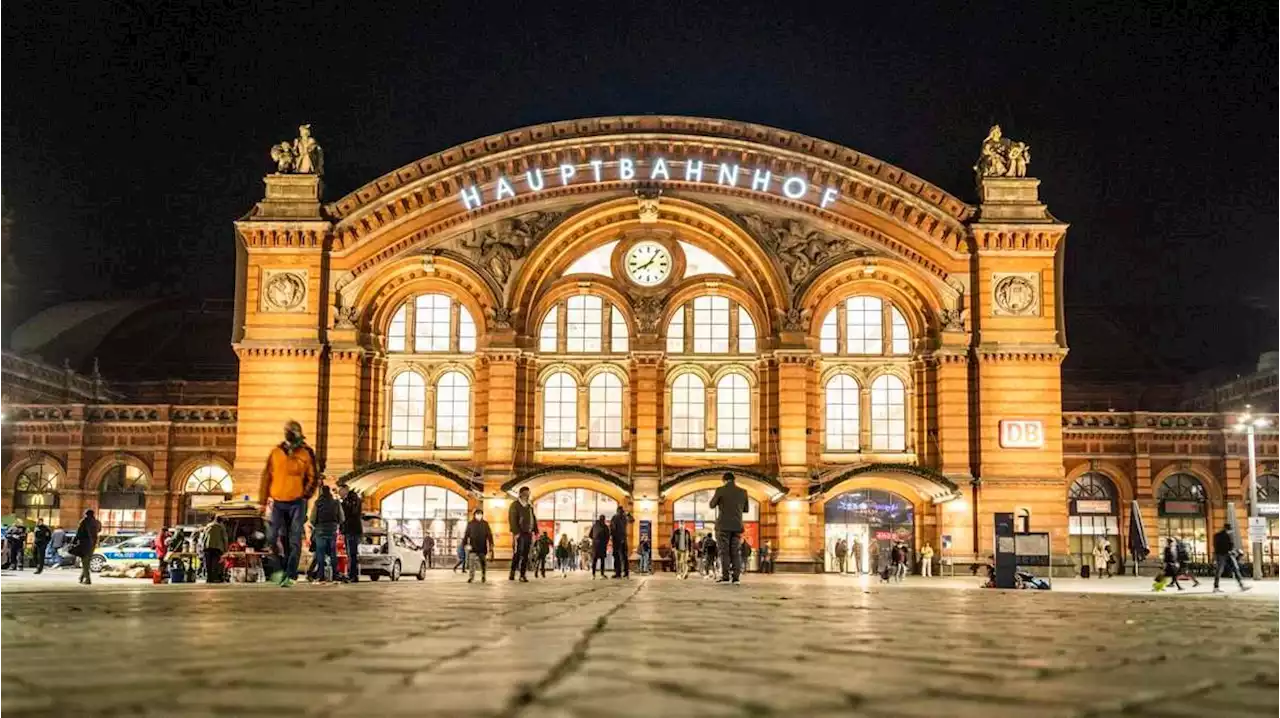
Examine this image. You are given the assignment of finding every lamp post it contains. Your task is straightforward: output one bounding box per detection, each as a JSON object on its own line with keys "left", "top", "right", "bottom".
{"left": 1235, "top": 405, "right": 1270, "bottom": 577}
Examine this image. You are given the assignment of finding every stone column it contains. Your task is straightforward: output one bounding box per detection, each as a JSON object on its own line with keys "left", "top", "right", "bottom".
{"left": 324, "top": 347, "right": 364, "bottom": 478}
{"left": 774, "top": 351, "right": 814, "bottom": 567}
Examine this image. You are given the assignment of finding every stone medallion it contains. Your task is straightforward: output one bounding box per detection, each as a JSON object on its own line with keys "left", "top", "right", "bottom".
{"left": 991, "top": 273, "right": 1039, "bottom": 316}
{"left": 262, "top": 270, "right": 308, "bottom": 312}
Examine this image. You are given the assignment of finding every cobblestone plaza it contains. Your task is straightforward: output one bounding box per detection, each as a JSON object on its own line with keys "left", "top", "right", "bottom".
{"left": 2, "top": 572, "right": 1275, "bottom": 717}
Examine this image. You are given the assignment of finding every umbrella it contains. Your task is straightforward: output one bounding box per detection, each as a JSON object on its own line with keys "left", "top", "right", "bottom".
{"left": 1128, "top": 499, "right": 1150, "bottom": 574}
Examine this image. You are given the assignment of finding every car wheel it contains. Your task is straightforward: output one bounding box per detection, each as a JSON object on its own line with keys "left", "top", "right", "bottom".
{"left": 370, "top": 573, "right": 381, "bottom": 581}
{"left": 417, "top": 561, "right": 426, "bottom": 580}
{"left": 89, "top": 555, "right": 106, "bottom": 573}
{"left": 390, "top": 560, "right": 401, "bottom": 582}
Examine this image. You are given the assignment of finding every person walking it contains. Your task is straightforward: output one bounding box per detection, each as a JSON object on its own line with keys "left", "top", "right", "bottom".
{"left": 590, "top": 517, "right": 610, "bottom": 577}
{"left": 610, "top": 506, "right": 631, "bottom": 578}
{"left": 759, "top": 539, "right": 773, "bottom": 574}
{"left": 423, "top": 535, "right": 435, "bottom": 569}
{"left": 740, "top": 538, "right": 752, "bottom": 574}
{"left": 709, "top": 472, "right": 749, "bottom": 584}
{"left": 1175, "top": 538, "right": 1201, "bottom": 587}
{"left": 638, "top": 536, "right": 652, "bottom": 574}
{"left": 453, "top": 540, "right": 467, "bottom": 572}
{"left": 203, "top": 517, "right": 228, "bottom": 583}
{"left": 507, "top": 486, "right": 537, "bottom": 582}
{"left": 851, "top": 538, "right": 863, "bottom": 574}
{"left": 70, "top": 510, "right": 101, "bottom": 585}
{"left": 1154, "top": 538, "right": 1184, "bottom": 592}
{"left": 671, "top": 524, "right": 693, "bottom": 579}
{"left": 834, "top": 538, "right": 848, "bottom": 574}
{"left": 890, "top": 543, "right": 907, "bottom": 582}
{"left": 1212, "top": 525, "right": 1251, "bottom": 593}
{"left": 338, "top": 483, "right": 363, "bottom": 583}
{"left": 31, "top": 518, "right": 51, "bottom": 574}
{"left": 309, "top": 485, "right": 344, "bottom": 584}
{"left": 556, "top": 534, "right": 572, "bottom": 577}
{"left": 5, "top": 521, "right": 28, "bottom": 571}
{"left": 463, "top": 508, "right": 494, "bottom": 583}
{"left": 1091, "top": 542, "right": 1109, "bottom": 579}
{"left": 702, "top": 534, "right": 718, "bottom": 578}
{"left": 578, "top": 536, "right": 591, "bottom": 573}
{"left": 259, "top": 420, "right": 319, "bottom": 587}
{"left": 534, "top": 531, "right": 552, "bottom": 578}
{"left": 920, "top": 542, "right": 934, "bottom": 578}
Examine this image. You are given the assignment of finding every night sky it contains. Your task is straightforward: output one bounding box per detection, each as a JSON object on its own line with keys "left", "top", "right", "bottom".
{"left": 3, "top": 1, "right": 1276, "bottom": 377}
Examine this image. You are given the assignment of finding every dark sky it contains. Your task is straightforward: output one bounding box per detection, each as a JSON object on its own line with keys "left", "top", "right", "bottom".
{"left": 3, "top": 1, "right": 1276, "bottom": 376}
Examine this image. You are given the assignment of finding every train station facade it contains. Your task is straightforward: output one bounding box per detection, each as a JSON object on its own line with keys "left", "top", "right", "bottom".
{"left": 3, "top": 116, "right": 1276, "bottom": 573}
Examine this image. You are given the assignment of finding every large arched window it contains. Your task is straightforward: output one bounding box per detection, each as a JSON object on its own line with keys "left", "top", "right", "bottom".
{"left": 824, "top": 374, "right": 861, "bottom": 451}
{"left": 99, "top": 463, "right": 149, "bottom": 534}
{"left": 391, "top": 371, "right": 427, "bottom": 447}
{"left": 870, "top": 375, "right": 907, "bottom": 451}
{"left": 1068, "top": 472, "right": 1120, "bottom": 572}
{"left": 435, "top": 371, "right": 471, "bottom": 449}
{"left": 1157, "top": 473, "right": 1208, "bottom": 564}
{"left": 13, "top": 461, "right": 60, "bottom": 527}
{"left": 818, "top": 296, "right": 912, "bottom": 357}
{"left": 384, "top": 294, "right": 476, "bottom": 353}
{"left": 538, "top": 294, "right": 630, "bottom": 354}
{"left": 183, "top": 464, "right": 233, "bottom": 525}
{"left": 381, "top": 484, "right": 470, "bottom": 559}
{"left": 716, "top": 373, "right": 751, "bottom": 450}
{"left": 588, "top": 373, "right": 624, "bottom": 449}
{"left": 543, "top": 372, "right": 578, "bottom": 449}
{"left": 666, "top": 296, "right": 758, "bottom": 355}
{"left": 671, "top": 373, "right": 706, "bottom": 450}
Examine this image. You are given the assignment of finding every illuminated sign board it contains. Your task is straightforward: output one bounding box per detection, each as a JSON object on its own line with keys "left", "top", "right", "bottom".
{"left": 999, "top": 419, "right": 1045, "bottom": 449}
{"left": 458, "top": 156, "right": 839, "bottom": 211}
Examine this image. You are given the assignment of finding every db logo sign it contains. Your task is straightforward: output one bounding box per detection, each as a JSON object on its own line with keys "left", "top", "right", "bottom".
{"left": 999, "top": 419, "right": 1044, "bottom": 449}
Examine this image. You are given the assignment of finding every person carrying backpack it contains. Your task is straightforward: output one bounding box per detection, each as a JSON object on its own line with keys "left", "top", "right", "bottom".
{"left": 1175, "top": 539, "right": 1201, "bottom": 588}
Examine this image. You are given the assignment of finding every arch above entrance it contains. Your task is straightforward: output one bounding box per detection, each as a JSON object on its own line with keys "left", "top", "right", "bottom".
{"left": 337, "top": 460, "right": 483, "bottom": 499}
{"left": 502, "top": 466, "right": 631, "bottom": 505}
{"left": 660, "top": 466, "right": 787, "bottom": 503}
{"left": 814, "top": 463, "right": 961, "bottom": 504}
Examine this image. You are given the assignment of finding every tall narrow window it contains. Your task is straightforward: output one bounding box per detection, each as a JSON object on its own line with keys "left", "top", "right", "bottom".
{"left": 870, "top": 374, "right": 906, "bottom": 451}
{"left": 671, "top": 373, "right": 705, "bottom": 449}
{"left": 540, "top": 307, "right": 559, "bottom": 352}
{"left": 820, "top": 311, "right": 838, "bottom": 354}
{"left": 566, "top": 295, "right": 603, "bottom": 352}
{"left": 458, "top": 307, "right": 477, "bottom": 353}
{"left": 890, "top": 308, "right": 910, "bottom": 355}
{"left": 391, "top": 371, "right": 427, "bottom": 447}
{"left": 435, "top": 372, "right": 471, "bottom": 448}
{"left": 738, "top": 307, "right": 757, "bottom": 354}
{"left": 588, "top": 373, "right": 624, "bottom": 448}
{"left": 716, "top": 373, "right": 751, "bottom": 450}
{"left": 543, "top": 373, "right": 578, "bottom": 449}
{"left": 610, "top": 307, "right": 629, "bottom": 353}
{"left": 846, "top": 297, "right": 883, "bottom": 354}
{"left": 693, "top": 296, "right": 730, "bottom": 353}
{"left": 388, "top": 305, "right": 408, "bottom": 352}
{"left": 667, "top": 307, "right": 685, "bottom": 353}
{"left": 825, "top": 374, "right": 860, "bottom": 451}
{"left": 415, "top": 294, "right": 452, "bottom": 352}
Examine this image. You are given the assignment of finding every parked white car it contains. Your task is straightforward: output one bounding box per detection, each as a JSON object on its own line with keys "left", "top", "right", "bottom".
{"left": 354, "top": 515, "right": 427, "bottom": 581}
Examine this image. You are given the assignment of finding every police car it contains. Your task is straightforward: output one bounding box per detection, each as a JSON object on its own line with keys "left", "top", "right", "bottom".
{"left": 89, "top": 534, "right": 158, "bottom": 573}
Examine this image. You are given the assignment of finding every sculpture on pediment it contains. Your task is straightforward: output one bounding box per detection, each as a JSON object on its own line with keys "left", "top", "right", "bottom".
{"left": 739, "top": 213, "right": 868, "bottom": 286}
{"left": 459, "top": 211, "right": 563, "bottom": 286}
{"left": 269, "top": 124, "right": 324, "bottom": 175}
{"left": 975, "top": 125, "right": 1030, "bottom": 179}
{"left": 632, "top": 296, "right": 665, "bottom": 334}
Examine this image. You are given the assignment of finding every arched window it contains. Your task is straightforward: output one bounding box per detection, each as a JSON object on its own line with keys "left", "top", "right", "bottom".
{"left": 825, "top": 374, "right": 860, "bottom": 451}
{"left": 539, "top": 294, "right": 629, "bottom": 354}
{"left": 99, "top": 463, "right": 149, "bottom": 534}
{"left": 384, "top": 294, "right": 476, "bottom": 353}
{"left": 819, "top": 296, "right": 913, "bottom": 357}
{"left": 381, "top": 485, "right": 470, "bottom": 560}
{"left": 1157, "top": 473, "right": 1208, "bottom": 564}
{"left": 716, "top": 373, "right": 751, "bottom": 450}
{"left": 13, "top": 461, "right": 60, "bottom": 527}
{"left": 610, "top": 307, "right": 629, "bottom": 353}
{"left": 391, "top": 371, "right": 427, "bottom": 447}
{"left": 588, "top": 373, "right": 624, "bottom": 449}
{"left": 435, "top": 372, "right": 471, "bottom": 449}
{"left": 671, "top": 373, "right": 706, "bottom": 450}
{"left": 566, "top": 295, "right": 603, "bottom": 352}
{"left": 870, "top": 375, "right": 906, "bottom": 451}
{"left": 183, "top": 464, "right": 233, "bottom": 525}
{"left": 1068, "top": 472, "right": 1120, "bottom": 571}
{"left": 543, "top": 372, "right": 578, "bottom": 449}
{"left": 666, "top": 296, "right": 757, "bottom": 355}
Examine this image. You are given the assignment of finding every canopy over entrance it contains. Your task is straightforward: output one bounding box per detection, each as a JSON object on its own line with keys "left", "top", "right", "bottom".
{"left": 813, "top": 463, "right": 962, "bottom": 504}
{"left": 337, "top": 460, "right": 483, "bottom": 497}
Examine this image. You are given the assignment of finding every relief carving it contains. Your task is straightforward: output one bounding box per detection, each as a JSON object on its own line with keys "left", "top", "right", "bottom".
{"left": 991, "top": 273, "right": 1040, "bottom": 316}
{"left": 488, "top": 306, "right": 514, "bottom": 330}
{"left": 261, "top": 270, "right": 308, "bottom": 312}
{"left": 738, "top": 213, "right": 869, "bottom": 286}
{"left": 632, "top": 296, "right": 665, "bottom": 334}
{"left": 459, "top": 211, "right": 564, "bottom": 286}
{"left": 939, "top": 307, "right": 967, "bottom": 332}
{"left": 782, "top": 307, "right": 807, "bottom": 332}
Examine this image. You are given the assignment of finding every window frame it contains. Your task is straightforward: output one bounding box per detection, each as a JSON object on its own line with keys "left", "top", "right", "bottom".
{"left": 384, "top": 294, "right": 477, "bottom": 354}
{"left": 818, "top": 295, "right": 914, "bottom": 357}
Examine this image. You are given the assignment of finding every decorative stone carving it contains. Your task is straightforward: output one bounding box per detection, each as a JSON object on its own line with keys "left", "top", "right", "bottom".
{"left": 262, "top": 270, "right": 308, "bottom": 312}
{"left": 782, "top": 307, "right": 807, "bottom": 332}
{"left": 991, "top": 273, "right": 1040, "bottom": 316}
{"left": 975, "top": 125, "right": 1031, "bottom": 179}
{"left": 636, "top": 188, "right": 661, "bottom": 224}
{"left": 738, "top": 213, "right": 869, "bottom": 286}
{"left": 459, "top": 211, "right": 564, "bottom": 286}
{"left": 269, "top": 124, "right": 324, "bottom": 175}
{"left": 939, "top": 307, "right": 968, "bottom": 332}
{"left": 488, "top": 307, "right": 514, "bottom": 330}
{"left": 334, "top": 304, "right": 358, "bottom": 329}
{"left": 632, "top": 296, "right": 665, "bottom": 334}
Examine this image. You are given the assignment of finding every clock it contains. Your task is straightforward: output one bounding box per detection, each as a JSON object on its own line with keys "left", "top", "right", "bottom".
{"left": 623, "top": 241, "right": 673, "bottom": 286}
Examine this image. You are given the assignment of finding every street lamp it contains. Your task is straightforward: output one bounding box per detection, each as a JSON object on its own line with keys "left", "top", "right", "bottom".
{"left": 1234, "top": 405, "right": 1271, "bottom": 577}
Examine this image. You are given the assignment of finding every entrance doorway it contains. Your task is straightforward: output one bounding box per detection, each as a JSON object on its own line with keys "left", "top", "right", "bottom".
{"left": 1068, "top": 472, "right": 1121, "bottom": 575}
{"left": 672, "top": 490, "right": 761, "bottom": 571}
{"left": 823, "top": 489, "right": 915, "bottom": 574}
{"left": 534, "top": 488, "right": 619, "bottom": 570}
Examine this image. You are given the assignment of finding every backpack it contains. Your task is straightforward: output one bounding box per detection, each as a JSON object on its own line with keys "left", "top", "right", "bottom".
{"left": 1176, "top": 542, "right": 1190, "bottom": 563}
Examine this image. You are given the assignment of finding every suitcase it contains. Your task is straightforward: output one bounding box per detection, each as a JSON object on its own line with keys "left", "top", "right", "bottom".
{"left": 1081, "top": 564, "right": 1090, "bottom": 579}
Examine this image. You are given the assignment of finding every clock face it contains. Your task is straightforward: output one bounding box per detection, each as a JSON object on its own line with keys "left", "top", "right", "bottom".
{"left": 624, "top": 241, "right": 673, "bottom": 286}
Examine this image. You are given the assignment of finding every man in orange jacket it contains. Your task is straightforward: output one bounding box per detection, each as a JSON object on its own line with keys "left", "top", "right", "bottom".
{"left": 259, "top": 420, "right": 319, "bottom": 587}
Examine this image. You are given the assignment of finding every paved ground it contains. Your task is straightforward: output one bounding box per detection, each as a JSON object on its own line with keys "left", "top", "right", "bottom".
{"left": 2, "top": 569, "right": 1276, "bottom": 717}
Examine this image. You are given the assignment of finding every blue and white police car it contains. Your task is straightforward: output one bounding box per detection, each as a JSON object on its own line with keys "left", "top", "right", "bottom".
{"left": 89, "top": 534, "right": 158, "bottom": 573}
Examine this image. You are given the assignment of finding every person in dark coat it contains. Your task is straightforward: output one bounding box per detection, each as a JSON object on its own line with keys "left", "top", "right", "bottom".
{"left": 709, "top": 472, "right": 749, "bottom": 584}
{"left": 507, "top": 486, "right": 537, "bottom": 582}
{"left": 1154, "top": 538, "right": 1183, "bottom": 591}
{"left": 463, "top": 508, "right": 494, "bottom": 582}
{"left": 32, "top": 518, "right": 52, "bottom": 574}
{"left": 308, "top": 485, "right": 345, "bottom": 583}
{"left": 1175, "top": 538, "right": 1201, "bottom": 587}
{"left": 71, "top": 510, "right": 101, "bottom": 585}
{"left": 534, "top": 532, "right": 552, "bottom": 578}
{"left": 610, "top": 506, "right": 630, "bottom": 578}
{"left": 423, "top": 535, "right": 436, "bottom": 569}
{"left": 739, "top": 538, "right": 752, "bottom": 575}
{"left": 590, "top": 515, "right": 610, "bottom": 578}
{"left": 1212, "top": 526, "right": 1250, "bottom": 593}
{"left": 338, "top": 483, "right": 364, "bottom": 582}
{"left": 701, "top": 534, "right": 718, "bottom": 578}
{"left": 5, "top": 522, "right": 28, "bottom": 570}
